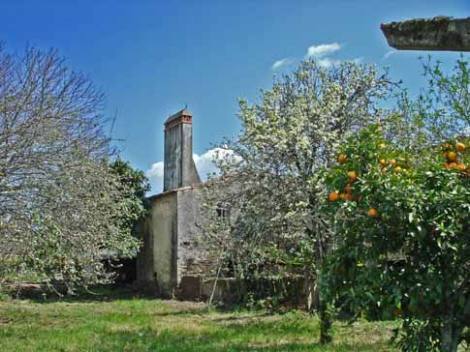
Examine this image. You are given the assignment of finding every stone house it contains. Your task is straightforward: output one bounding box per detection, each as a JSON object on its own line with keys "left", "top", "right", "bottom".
{"left": 135, "top": 109, "right": 305, "bottom": 305}
{"left": 136, "top": 109, "right": 214, "bottom": 297}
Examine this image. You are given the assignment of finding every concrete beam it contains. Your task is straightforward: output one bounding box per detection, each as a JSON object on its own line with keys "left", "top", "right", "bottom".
{"left": 381, "top": 16, "right": 470, "bottom": 52}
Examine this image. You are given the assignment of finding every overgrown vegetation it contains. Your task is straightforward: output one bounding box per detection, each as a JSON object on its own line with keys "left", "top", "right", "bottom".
{"left": 321, "top": 58, "right": 469, "bottom": 352}
{"left": 199, "top": 60, "right": 391, "bottom": 327}
{"left": 0, "top": 293, "right": 399, "bottom": 352}
{"left": 0, "top": 45, "right": 148, "bottom": 293}
{"left": 200, "top": 57, "right": 469, "bottom": 351}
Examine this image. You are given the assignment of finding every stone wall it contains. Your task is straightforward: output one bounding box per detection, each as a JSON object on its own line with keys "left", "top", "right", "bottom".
{"left": 136, "top": 190, "right": 178, "bottom": 296}
{"left": 136, "top": 185, "right": 216, "bottom": 297}
{"left": 176, "top": 187, "right": 214, "bottom": 281}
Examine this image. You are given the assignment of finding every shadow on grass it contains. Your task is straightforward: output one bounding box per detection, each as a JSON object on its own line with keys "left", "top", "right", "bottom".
{"left": 12, "top": 284, "right": 157, "bottom": 303}
{"left": 89, "top": 322, "right": 391, "bottom": 352}
{"left": 11, "top": 286, "right": 274, "bottom": 318}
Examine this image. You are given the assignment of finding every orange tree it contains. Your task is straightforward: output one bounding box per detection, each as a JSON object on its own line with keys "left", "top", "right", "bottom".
{"left": 321, "top": 124, "right": 469, "bottom": 351}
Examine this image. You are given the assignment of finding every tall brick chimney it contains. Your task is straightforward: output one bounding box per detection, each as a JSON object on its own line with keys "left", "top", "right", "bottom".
{"left": 163, "top": 109, "right": 201, "bottom": 191}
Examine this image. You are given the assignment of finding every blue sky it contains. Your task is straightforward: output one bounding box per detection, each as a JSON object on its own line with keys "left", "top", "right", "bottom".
{"left": 0, "top": 0, "right": 468, "bottom": 193}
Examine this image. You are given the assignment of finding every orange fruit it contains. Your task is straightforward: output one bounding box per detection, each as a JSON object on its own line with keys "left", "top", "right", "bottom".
{"left": 337, "top": 154, "right": 348, "bottom": 164}
{"left": 447, "top": 151, "right": 457, "bottom": 162}
{"left": 328, "top": 191, "right": 339, "bottom": 202}
{"left": 379, "top": 159, "right": 387, "bottom": 167}
{"left": 378, "top": 143, "right": 386, "bottom": 149}
{"left": 347, "top": 171, "right": 358, "bottom": 182}
{"left": 394, "top": 166, "right": 402, "bottom": 173}
{"left": 456, "top": 142, "right": 466, "bottom": 152}
{"left": 456, "top": 163, "right": 466, "bottom": 171}
{"left": 367, "top": 208, "right": 378, "bottom": 218}
{"left": 389, "top": 159, "right": 397, "bottom": 166}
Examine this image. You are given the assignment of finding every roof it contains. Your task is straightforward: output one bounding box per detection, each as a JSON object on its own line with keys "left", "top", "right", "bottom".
{"left": 381, "top": 16, "right": 470, "bottom": 52}
{"left": 147, "top": 185, "right": 201, "bottom": 203}
{"left": 165, "top": 108, "right": 193, "bottom": 124}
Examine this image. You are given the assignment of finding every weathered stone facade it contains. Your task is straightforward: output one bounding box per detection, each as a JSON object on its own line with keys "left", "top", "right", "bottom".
{"left": 136, "top": 109, "right": 211, "bottom": 297}
{"left": 381, "top": 16, "right": 470, "bottom": 52}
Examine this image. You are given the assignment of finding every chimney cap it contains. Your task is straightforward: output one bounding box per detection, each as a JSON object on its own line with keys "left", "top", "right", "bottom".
{"left": 165, "top": 108, "right": 192, "bottom": 125}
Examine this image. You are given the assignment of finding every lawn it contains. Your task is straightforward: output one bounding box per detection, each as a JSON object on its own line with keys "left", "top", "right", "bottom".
{"left": 0, "top": 289, "right": 399, "bottom": 352}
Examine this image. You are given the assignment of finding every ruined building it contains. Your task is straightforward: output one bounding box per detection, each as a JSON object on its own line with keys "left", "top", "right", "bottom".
{"left": 134, "top": 110, "right": 306, "bottom": 305}
{"left": 136, "top": 109, "right": 212, "bottom": 297}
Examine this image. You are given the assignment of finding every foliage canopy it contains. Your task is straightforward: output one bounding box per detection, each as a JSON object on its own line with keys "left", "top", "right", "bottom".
{"left": 321, "top": 57, "right": 469, "bottom": 352}
{"left": 0, "top": 46, "right": 147, "bottom": 292}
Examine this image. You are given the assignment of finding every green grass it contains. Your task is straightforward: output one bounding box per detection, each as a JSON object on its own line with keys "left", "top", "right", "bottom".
{"left": 0, "top": 290, "right": 399, "bottom": 352}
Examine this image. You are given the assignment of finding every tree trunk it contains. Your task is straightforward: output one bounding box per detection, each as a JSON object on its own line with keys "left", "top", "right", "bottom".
{"left": 319, "top": 300, "right": 332, "bottom": 344}
{"left": 305, "top": 221, "right": 333, "bottom": 345}
{"left": 315, "top": 270, "right": 332, "bottom": 344}
{"left": 440, "top": 320, "right": 460, "bottom": 352}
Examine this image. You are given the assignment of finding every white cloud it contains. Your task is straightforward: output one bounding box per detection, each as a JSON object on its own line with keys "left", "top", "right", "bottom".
{"left": 271, "top": 58, "right": 294, "bottom": 71}
{"left": 193, "top": 148, "right": 227, "bottom": 179}
{"left": 146, "top": 161, "right": 164, "bottom": 193}
{"left": 305, "top": 43, "right": 341, "bottom": 58}
{"left": 146, "top": 147, "right": 241, "bottom": 194}
{"left": 270, "top": 42, "right": 353, "bottom": 71}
